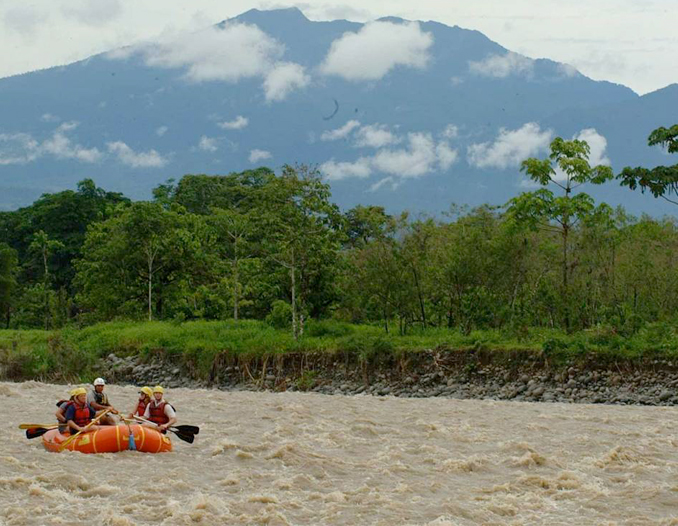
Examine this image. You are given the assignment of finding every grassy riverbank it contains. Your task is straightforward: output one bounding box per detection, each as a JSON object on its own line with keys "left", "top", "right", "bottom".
{"left": 1, "top": 320, "right": 678, "bottom": 382}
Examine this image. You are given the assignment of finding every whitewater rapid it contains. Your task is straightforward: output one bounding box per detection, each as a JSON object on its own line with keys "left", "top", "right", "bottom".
{"left": 1, "top": 381, "right": 678, "bottom": 525}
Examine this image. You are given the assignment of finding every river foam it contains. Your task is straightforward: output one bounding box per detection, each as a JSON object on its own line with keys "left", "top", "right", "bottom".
{"left": 2, "top": 382, "right": 678, "bottom": 525}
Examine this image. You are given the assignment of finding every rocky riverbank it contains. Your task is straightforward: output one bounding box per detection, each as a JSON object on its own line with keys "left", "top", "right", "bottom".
{"left": 99, "top": 350, "right": 678, "bottom": 406}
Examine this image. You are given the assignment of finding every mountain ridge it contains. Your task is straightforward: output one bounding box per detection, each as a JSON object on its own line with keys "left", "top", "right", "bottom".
{"left": 0, "top": 8, "right": 675, "bottom": 214}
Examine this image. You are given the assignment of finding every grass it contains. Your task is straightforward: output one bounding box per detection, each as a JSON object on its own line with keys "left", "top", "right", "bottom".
{"left": 2, "top": 319, "right": 678, "bottom": 381}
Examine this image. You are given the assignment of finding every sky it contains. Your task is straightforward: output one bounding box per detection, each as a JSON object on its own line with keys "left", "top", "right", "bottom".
{"left": 0, "top": 0, "right": 676, "bottom": 95}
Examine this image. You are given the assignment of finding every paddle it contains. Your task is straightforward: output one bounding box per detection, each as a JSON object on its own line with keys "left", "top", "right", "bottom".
{"left": 58, "top": 408, "right": 112, "bottom": 451}
{"left": 132, "top": 414, "right": 199, "bottom": 435}
{"left": 25, "top": 426, "right": 58, "bottom": 439}
{"left": 132, "top": 415, "right": 197, "bottom": 444}
{"left": 19, "top": 423, "right": 59, "bottom": 430}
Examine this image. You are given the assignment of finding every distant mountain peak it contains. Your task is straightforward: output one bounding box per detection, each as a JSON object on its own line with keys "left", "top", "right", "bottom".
{"left": 232, "top": 7, "right": 309, "bottom": 24}
{"left": 375, "top": 16, "right": 410, "bottom": 24}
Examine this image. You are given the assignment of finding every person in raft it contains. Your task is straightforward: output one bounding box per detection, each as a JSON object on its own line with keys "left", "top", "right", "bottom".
{"left": 143, "top": 385, "right": 177, "bottom": 433}
{"left": 128, "top": 386, "right": 153, "bottom": 419}
{"left": 64, "top": 387, "right": 101, "bottom": 434}
{"left": 87, "top": 377, "right": 118, "bottom": 425}
{"left": 55, "top": 388, "right": 78, "bottom": 433}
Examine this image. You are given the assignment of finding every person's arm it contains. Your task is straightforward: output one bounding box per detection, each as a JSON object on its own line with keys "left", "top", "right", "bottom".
{"left": 90, "top": 392, "right": 117, "bottom": 413}
{"left": 55, "top": 405, "right": 66, "bottom": 423}
{"left": 143, "top": 403, "right": 151, "bottom": 419}
{"left": 87, "top": 391, "right": 104, "bottom": 411}
{"left": 158, "top": 405, "right": 177, "bottom": 431}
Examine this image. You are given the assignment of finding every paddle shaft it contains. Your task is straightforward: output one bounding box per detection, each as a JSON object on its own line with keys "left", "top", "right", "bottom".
{"left": 132, "top": 415, "right": 195, "bottom": 443}
{"left": 19, "top": 423, "right": 59, "bottom": 430}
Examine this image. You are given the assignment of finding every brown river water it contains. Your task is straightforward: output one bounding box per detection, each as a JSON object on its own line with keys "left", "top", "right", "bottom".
{"left": 1, "top": 381, "right": 678, "bottom": 525}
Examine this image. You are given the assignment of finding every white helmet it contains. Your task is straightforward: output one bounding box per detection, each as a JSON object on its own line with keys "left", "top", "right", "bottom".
{"left": 93, "top": 377, "right": 106, "bottom": 386}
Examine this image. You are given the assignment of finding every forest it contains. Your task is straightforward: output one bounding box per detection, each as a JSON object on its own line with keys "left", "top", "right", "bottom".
{"left": 1, "top": 126, "right": 677, "bottom": 344}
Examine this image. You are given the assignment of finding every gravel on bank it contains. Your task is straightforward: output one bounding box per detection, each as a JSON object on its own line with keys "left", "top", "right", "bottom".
{"left": 99, "top": 352, "right": 678, "bottom": 406}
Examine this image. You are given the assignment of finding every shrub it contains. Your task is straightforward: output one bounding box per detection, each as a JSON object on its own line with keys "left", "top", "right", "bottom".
{"left": 266, "top": 300, "right": 292, "bottom": 329}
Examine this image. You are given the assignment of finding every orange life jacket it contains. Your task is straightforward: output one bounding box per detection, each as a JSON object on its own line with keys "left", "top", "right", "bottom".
{"left": 148, "top": 401, "right": 169, "bottom": 425}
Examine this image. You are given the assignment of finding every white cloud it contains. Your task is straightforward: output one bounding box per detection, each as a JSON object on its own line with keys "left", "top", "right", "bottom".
{"left": 354, "top": 124, "right": 400, "bottom": 148}
{"left": 469, "top": 52, "right": 534, "bottom": 78}
{"left": 320, "top": 21, "right": 433, "bottom": 81}
{"left": 467, "top": 123, "right": 553, "bottom": 169}
{"left": 576, "top": 128, "right": 610, "bottom": 166}
{"left": 141, "top": 23, "right": 281, "bottom": 82}
{"left": 263, "top": 62, "right": 310, "bottom": 102}
{"left": 217, "top": 116, "right": 249, "bottom": 130}
{"left": 61, "top": 0, "right": 123, "bottom": 27}
{"left": 198, "top": 135, "right": 218, "bottom": 152}
{"left": 321, "top": 158, "right": 373, "bottom": 181}
{"left": 320, "top": 120, "right": 361, "bottom": 142}
{"left": 436, "top": 142, "right": 458, "bottom": 170}
{"left": 3, "top": 6, "right": 47, "bottom": 36}
{"left": 249, "top": 149, "right": 272, "bottom": 164}
{"left": 369, "top": 176, "right": 399, "bottom": 192}
{"left": 372, "top": 132, "right": 440, "bottom": 177}
{"left": 107, "top": 141, "right": 167, "bottom": 168}
{"left": 41, "top": 123, "right": 103, "bottom": 162}
{"left": 322, "top": 131, "right": 458, "bottom": 182}
{"left": 0, "top": 133, "right": 40, "bottom": 165}
{"left": 156, "top": 126, "right": 168, "bottom": 136}
{"left": 41, "top": 113, "right": 60, "bottom": 123}
{"left": 557, "top": 63, "right": 580, "bottom": 78}
{"left": 109, "top": 22, "right": 307, "bottom": 101}
{"left": 441, "top": 124, "right": 459, "bottom": 140}
{"left": 0, "top": 123, "right": 101, "bottom": 165}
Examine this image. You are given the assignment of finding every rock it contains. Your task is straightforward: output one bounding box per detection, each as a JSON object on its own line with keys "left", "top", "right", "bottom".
{"left": 266, "top": 374, "right": 276, "bottom": 381}
{"left": 659, "top": 390, "right": 672, "bottom": 402}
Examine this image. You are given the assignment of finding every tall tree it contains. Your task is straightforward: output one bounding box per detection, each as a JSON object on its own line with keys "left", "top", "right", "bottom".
{"left": 0, "top": 243, "right": 18, "bottom": 327}
{"left": 208, "top": 208, "right": 257, "bottom": 320}
{"left": 507, "top": 137, "right": 613, "bottom": 329}
{"left": 257, "top": 165, "right": 343, "bottom": 339}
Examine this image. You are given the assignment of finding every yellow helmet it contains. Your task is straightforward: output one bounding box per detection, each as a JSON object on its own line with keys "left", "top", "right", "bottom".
{"left": 72, "top": 387, "right": 87, "bottom": 397}
{"left": 152, "top": 385, "right": 164, "bottom": 394}
{"left": 140, "top": 386, "right": 153, "bottom": 397}
{"left": 69, "top": 388, "right": 81, "bottom": 397}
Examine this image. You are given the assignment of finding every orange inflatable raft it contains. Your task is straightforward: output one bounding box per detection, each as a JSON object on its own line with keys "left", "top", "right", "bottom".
{"left": 42, "top": 424, "right": 172, "bottom": 453}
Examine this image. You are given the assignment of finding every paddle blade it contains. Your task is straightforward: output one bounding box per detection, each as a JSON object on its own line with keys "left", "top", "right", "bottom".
{"left": 171, "top": 429, "right": 195, "bottom": 444}
{"left": 174, "top": 425, "right": 200, "bottom": 435}
{"left": 26, "top": 427, "right": 51, "bottom": 439}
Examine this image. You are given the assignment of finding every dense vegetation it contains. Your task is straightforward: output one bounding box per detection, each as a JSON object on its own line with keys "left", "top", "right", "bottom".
{"left": 0, "top": 128, "right": 677, "bottom": 352}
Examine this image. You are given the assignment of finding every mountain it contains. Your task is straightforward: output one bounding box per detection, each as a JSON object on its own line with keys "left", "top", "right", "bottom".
{"left": 0, "top": 7, "right": 676, "bottom": 214}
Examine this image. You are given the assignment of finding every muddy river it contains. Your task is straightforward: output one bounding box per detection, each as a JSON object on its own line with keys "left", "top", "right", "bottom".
{"left": 1, "top": 381, "right": 677, "bottom": 525}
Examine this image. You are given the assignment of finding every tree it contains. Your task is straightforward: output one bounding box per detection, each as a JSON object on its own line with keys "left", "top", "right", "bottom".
{"left": 257, "top": 165, "right": 343, "bottom": 339}
{"left": 0, "top": 244, "right": 17, "bottom": 327}
{"left": 208, "top": 208, "right": 257, "bottom": 320}
{"left": 155, "top": 169, "right": 276, "bottom": 214}
{"left": 618, "top": 124, "right": 678, "bottom": 204}
{"left": 75, "top": 203, "right": 211, "bottom": 321}
{"left": 507, "top": 137, "right": 613, "bottom": 329}
{"left": 28, "top": 230, "right": 64, "bottom": 329}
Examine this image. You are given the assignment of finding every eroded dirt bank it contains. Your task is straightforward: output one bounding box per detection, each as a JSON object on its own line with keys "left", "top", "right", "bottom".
{"left": 102, "top": 350, "right": 678, "bottom": 406}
